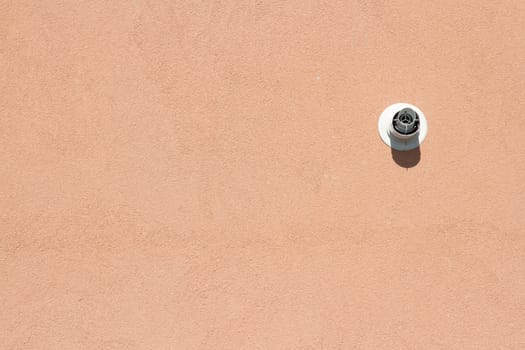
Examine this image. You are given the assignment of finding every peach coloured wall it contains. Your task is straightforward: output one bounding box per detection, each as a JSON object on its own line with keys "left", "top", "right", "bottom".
{"left": 2, "top": 1, "right": 525, "bottom": 349}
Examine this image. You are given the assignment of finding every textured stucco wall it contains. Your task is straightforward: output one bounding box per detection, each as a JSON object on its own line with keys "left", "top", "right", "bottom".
{"left": 1, "top": 1, "right": 525, "bottom": 348}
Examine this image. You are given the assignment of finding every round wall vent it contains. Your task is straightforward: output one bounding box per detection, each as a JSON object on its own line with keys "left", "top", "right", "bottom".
{"left": 378, "top": 103, "right": 428, "bottom": 151}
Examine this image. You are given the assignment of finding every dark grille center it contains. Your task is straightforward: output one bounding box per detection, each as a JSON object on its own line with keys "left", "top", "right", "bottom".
{"left": 393, "top": 108, "right": 420, "bottom": 135}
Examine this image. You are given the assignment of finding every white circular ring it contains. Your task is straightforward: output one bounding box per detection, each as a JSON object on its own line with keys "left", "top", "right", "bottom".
{"left": 378, "top": 103, "right": 428, "bottom": 151}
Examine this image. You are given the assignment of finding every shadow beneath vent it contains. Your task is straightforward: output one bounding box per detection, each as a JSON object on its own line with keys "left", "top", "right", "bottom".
{"left": 391, "top": 146, "right": 421, "bottom": 168}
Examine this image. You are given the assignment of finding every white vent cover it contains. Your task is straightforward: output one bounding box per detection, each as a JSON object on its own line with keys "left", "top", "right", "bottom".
{"left": 378, "top": 103, "right": 428, "bottom": 151}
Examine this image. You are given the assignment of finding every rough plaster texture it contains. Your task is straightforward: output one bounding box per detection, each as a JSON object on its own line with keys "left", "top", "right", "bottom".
{"left": 1, "top": 1, "right": 525, "bottom": 349}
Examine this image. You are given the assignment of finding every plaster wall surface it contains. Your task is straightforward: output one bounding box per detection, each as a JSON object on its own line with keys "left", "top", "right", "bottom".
{"left": 1, "top": 1, "right": 525, "bottom": 348}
